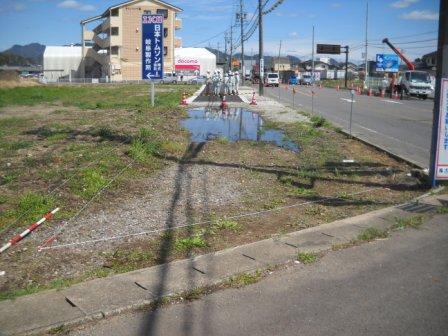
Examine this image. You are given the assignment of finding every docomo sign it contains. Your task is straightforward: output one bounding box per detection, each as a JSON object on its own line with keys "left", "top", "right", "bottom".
{"left": 175, "top": 58, "right": 200, "bottom": 70}
{"left": 142, "top": 15, "right": 163, "bottom": 24}
{"left": 176, "top": 59, "right": 199, "bottom": 65}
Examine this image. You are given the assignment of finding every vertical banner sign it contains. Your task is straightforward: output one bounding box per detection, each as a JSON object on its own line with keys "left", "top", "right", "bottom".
{"left": 142, "top": 15, "right": 164, "bottom": 80}
{"left": 435, "top": 79, "right": 448, "bottom": 180}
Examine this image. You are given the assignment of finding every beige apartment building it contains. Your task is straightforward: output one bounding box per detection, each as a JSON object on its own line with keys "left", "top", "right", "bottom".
{"left": 81, "top": 0, "right": 182, "bottom": 81}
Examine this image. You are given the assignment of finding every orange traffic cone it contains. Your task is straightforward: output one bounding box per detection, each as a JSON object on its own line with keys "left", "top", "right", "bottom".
{"left": 380, "top": 89, "right": 385, "bottom": 98}
{"left": 393, "top": 90, "right": 399, "bottom": 100}
{"left": 221, "top": 95, "right": 229, "bottom": 110}
{"left": 181, "top": 92, "right": 188, "bottom": 106}
{"left": 336, "top": 85, "right": 340, "bottom": 91}
{"left": 250, "top": 92, "right": 257, "bottom": 105}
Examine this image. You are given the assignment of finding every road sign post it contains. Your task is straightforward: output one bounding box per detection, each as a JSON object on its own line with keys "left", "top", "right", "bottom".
{"left": 142, "top": 15, "right": 164, "bottom": 80}
{"left": 430, "top": 0, "right": 447, "bottom": 187}
{"left": 349, "top": 89, "right": 355, "bottom": 138}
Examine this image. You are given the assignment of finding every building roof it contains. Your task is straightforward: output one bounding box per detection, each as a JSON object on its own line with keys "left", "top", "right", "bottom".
{"left": 103, "top": 0, "right": 182, "bottom": 16}
{"left": 81, "top": 0, "right": 182, "bottom": 24}
{"left": 43, "top": 46, "right": 82, "bottom": 58}
{"left": 175, "top": 47, "right": 216, "bottom": 59}
{"left": 272, "top": 57, "right": 291, "bottom": 64}
{"left": 422, "top": 51, "right": 437, "bottom": 59}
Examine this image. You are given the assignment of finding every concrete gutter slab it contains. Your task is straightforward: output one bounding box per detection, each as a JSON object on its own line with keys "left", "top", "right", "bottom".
{"left": 280, "top": 231, "right": 342, "bottom": 252}
{"left": 62, "top": 273, "right": 153, "bottom": 316}
{"left": 235, "top": 238, "right": 298, "bottom": 266}
{"left": 0, "top": 291, "right": 84, "bottom": 336}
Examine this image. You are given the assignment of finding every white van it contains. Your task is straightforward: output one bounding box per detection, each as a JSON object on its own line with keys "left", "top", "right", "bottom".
{"left": 264, "top": 73, "right": 279, "bottom": 87}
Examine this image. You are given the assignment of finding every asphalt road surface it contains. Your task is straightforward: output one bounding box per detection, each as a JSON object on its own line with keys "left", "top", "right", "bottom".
{"left": 69, "top": 216, "right": 448, "bottom": 336}
{"left": 263, "top": 85, "right": 434, "bottom": 169}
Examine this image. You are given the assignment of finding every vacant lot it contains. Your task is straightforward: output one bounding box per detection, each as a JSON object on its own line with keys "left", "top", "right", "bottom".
{"left": 0, "top": 83, "right": 425, "bottom": 300}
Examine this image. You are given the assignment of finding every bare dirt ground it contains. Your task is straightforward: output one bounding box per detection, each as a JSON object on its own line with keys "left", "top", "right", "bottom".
{"left": 0, "top": 85, "right": 426, "bottom": 299}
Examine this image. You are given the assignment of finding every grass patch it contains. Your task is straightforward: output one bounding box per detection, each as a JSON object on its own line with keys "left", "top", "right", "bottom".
{"left": 175, "top": 232, "right": 207, "bottom": 251}
{"left": 332, "top": 241, "right": 358, "bottom": 251}
{"left": 70, "top": 167, "right": 107, "bottom": 199}
{"left": 128, "top": 140, "right": 160, "bottom": 163}
{"left": 212, "top": 217, "right": 241, "bottom": 232}
{"left": 437, "top": 206, "right": 448, "bottom": 214}
{"left": 358, "top": 227, "right": 389, "bottom": 242}
{"left": 48, "top": 325, "right": 67, "bottom": 335}
{"left": 226, "top": 271, "right": 262, "bottom": 288}
{"left": 297, "top": 252, "right": 318, "bottom": 264}
{"left": 393, "top": 215, "right": 424, "bottom": 230}
{"left": 215, "top": 137, "right": 229, "bottom": 145}
{"left": 310, "top": 115, "right": 329, "bottom": 128}
{"left": 0, "top": 140, "right": 33, "bottom": 151}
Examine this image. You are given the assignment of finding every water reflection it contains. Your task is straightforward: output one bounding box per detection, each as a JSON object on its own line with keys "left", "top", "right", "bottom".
{"left": 181, "top": 107, "right": 299, "bottom": 152}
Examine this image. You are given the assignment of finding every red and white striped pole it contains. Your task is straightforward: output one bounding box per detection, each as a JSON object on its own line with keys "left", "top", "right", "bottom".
{"left": 0, "top": 208, "right": 59, "bottom": 253}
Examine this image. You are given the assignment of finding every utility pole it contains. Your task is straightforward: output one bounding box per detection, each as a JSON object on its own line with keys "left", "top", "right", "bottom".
{"left": 239, "top": 0, "right": 245, "bottom": 84}
{"left": 364, "top": 1, "right": 369, "bottom": 90}
{"left": 429, "top": 0, "right": 447, "bottom": 187}
{"left": 344, "top": 45, "right": 349, "bottom": 88}
{"left": 217, "top": 42, "right": 220, "bottom": 65}
{"left": 224, "top": 31, "right": 228, "bottom": 73}
{"left": 311, "top": 25, "right": 315, "bottom": 81}
{"left": 258, "top": 0, "right": 264, "bottom": 96}
{"left": 230, "top": 25, "right": 234, "bottom": 71}
{"left": 277, "top": 40, "right": 282, "bottom": 73}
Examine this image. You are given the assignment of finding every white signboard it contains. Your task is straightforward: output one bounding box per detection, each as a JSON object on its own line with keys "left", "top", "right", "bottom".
{"left": 435, "top": 78, "right": 448, "bottom": 180}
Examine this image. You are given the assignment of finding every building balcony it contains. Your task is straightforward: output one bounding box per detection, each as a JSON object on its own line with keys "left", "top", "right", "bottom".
{"left": 87, "top": 48, "right": 108, "bottom": 66}
{"left": 174, "top": 37, "right": 182, "bottom": 48}
{"left": 175, "top": 18, "right": 182, "bottom": 30}
{"left": 93, "top": 16, "right": 120, "bottom": 34}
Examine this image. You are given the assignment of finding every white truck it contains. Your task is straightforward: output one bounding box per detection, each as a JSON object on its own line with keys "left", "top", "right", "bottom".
{"left": 264, "top": 72, "right": 279, "bottom": 87}
{"left": 399, "top": 70, "right": 433, "bottom": 100}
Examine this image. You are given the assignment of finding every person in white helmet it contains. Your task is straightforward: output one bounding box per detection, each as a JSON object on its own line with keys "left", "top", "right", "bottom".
{"left": 234, "top": 71, "right": 240, "bottom": 95}
{"left": 228, "top": 71, "right": 235, "bottom": 95}
{"left": 223, "top": 71, "right": 230, "bottom": 95}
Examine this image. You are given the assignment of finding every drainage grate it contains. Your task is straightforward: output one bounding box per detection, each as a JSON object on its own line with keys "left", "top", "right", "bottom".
{"left": 397, "top": 202, "right": 437, "bottom": 214}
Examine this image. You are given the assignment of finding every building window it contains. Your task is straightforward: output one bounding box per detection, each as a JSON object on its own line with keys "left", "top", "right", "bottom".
{"left": 164, "top": 28, "right": 168, "bottom": 38}
{"left": 111, "top": 27, "right": 119, "bottom": 36}
{"left": 111, "top": 8, "right": 119, "bottom": 16}
{"left": 157, "top": 9, "right": 168, "bottom": 19}
{"left": 111, "top": 46, "right": 119, "bottom": 55}
{"left": 164, "top": 47, "right": 168, "bottom": 56}
{"left": 144, "top": 10, "right": 151, "bottom": 14}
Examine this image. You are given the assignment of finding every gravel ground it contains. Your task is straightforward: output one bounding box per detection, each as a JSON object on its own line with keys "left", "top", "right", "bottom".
{"left": 49, "top": 163, "right": 246, "bottom": 248}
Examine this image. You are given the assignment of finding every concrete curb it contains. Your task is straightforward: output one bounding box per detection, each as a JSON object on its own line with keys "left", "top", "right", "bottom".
{"left": 0, "top": 191, "right": 446, "bottom": 336}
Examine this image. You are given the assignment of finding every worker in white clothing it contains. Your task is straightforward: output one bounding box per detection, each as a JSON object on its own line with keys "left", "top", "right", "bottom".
{"left": 234, "top": 71, "right": 240, "bottom": 95}
{"left": 228, "top": 72, "right": 235, "bottom": 95}
{"left": 223, "top": 72, "right": 230, "bottom": 95}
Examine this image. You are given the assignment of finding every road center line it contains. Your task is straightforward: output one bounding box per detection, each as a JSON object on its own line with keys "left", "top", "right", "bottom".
{"left": 381, "top": 99, "right": 403, "bottom": 105}
{"left": 340, "top": 98, "right": 356, "bottom": 103}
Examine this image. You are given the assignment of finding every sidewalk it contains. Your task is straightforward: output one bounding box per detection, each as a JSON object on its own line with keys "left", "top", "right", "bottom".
{"left": 1, "top": 192, "right": 446, "bottom": 335}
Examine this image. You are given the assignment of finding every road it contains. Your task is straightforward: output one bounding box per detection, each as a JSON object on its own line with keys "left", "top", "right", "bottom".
{"left": 69, "top": 216, "right": 448, "bottom": 336}
{"left": 263, "top": 85, "right": 434, "bottom": 169}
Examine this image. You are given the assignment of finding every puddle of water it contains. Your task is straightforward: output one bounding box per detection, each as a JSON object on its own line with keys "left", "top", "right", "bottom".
{"left": 181, "top": 107, "right": 299, "bottom": 152}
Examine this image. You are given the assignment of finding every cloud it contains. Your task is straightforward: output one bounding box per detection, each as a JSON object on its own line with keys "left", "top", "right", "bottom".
{"left": 401, "top": 10, "right": 438, "bottom": 21}
{"left": 289, "top": 32, "right": 299, "bottom": 38}
{"left": 390, "top": 0, "right": 419, "bottom": 9}
{"left": 57, "top": 0, "right": 95, "bottom": 11}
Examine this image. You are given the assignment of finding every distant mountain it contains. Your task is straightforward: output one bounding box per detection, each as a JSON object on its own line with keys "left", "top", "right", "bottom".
{"left": 1, "top": 43, "right": 45, "bottom": 65}
{"left": 0, "top": 53, "right": 33, "bottom": 66}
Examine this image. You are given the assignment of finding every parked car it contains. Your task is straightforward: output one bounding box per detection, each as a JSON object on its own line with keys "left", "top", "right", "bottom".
{"left": 299, "top": 74, "right": 313, "bottom": 86}
{"left": 160, "top": 72, "right": 178, "bottom": 84}
{"left": 264, "top": 73, "right": 279, "bottom": 87}
{"left": 188, "top": 76, "right": 206, "bottom": 85}
{"left": 288, "top": 75, "right": 298, "bottom": 85}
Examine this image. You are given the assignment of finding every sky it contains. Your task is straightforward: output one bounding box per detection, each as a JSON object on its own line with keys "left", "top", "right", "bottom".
{"left": 0, "top": 0, "right": 440, "bottom": 62}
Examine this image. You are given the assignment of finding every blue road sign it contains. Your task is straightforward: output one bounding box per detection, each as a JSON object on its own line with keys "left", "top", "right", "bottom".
{"left": 376, "top": 54, "right": 400, "bottom": 73}
{"left": 142, "top": 15, "right": 164, "bottom": 80}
